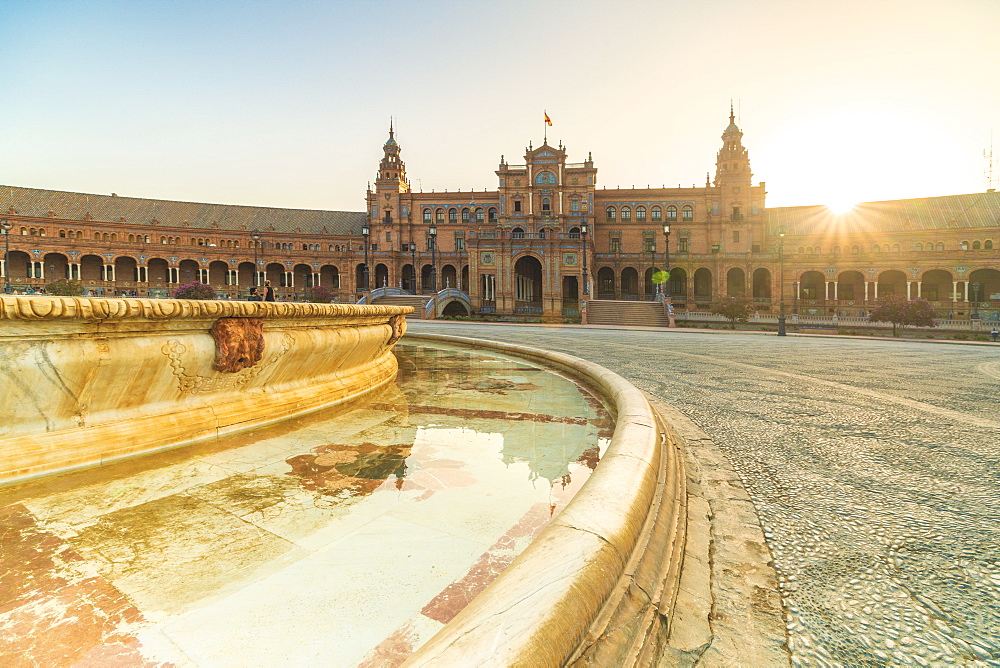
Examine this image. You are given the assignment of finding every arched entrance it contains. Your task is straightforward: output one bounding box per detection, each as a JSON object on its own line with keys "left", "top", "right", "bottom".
{"left": 693, "top": 268, "right": 713, "bottom": 303}
{"left": 514, "top": 255, "right": 543, "bottom": 312}
{"left": 80, "top": 255, "right": 103, "bottom": 284}
{"left": 726, "top": 267, "right": 746, "bottom": 297}
{"left": 597, "top": 267, "right": 615, "bottom": 299}
{"left": 375, "top": 263, "right": 389, "bottom": 289}
{"left": 836, "top": 270, "right": 866, "bottom": 315}
{"left": 238, "top": 262, "right": 256, "bottom": 289}
{"left": 441, "top": 264, "right": 457, "bottom": 289}
{"left": 178, "top": 259, "right": 200, "bottom": 286}
{"left": 644, "top": 266, "right": 662, "bottom": 300}
{"left": 621, "top": 267, "right": 639, "bottom": 300}
{"left": 209, "top": 261, "right": 230, "bottom": 287}
{"left": 355, "top": 263, "right": 367, "bottom": 291}
{"left": 562, "top": 276, "right": 579, "bottom": 313}
{"left": 752, "top": 268, "right": 771, "bottom": 301}
{"left": 421, "top": 264, "right": 434, "bottom": 292}
{"left": 668, "top": 267, "right": 687, "bottom": 302}
{"left": 968, "top": 268, "right": 1000, "bottom": 319}
{"left": 877, "top": 270, "right": 907, "bottom": 298}
{"left": 43, "top": 253, "right": 69, "bottom": 281}
{"left": 461, "top": 265, "right": 469, "bottom": 291}
{"left": 320, "top": 264, "right": 340, "bottom": 289}
{"left": 919, "top": 269, "right": 952, "bottom": 302}
{"left": 265, "top": 262, "right": 285, "bottom": 288}
{"left": 401, "top": 264, "right": 415, "bottom": 292}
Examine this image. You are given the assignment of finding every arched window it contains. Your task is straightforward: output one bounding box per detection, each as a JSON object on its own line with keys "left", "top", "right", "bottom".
{"left": 960, "top": 241, "right": 969, "bottom": 250}
{"left": 448, "top": 208, "right": 457, "bottom": 223}
{"left": 541, "top": 198, "right": 551, "bottom": 212}
{"left": 872, "top": 244, "right": 880, "bottom": 252}
{"left": 606, "top": 206, "right": 616, "bottom": 220}
{"left": 986, "top": 240, "right": 994, "bottom": 249}
{"left": 636, "top": 206, "right": 646, "bottom": 222}
{"left": 538, "top": 228, "right": 547, "bottom": 239}
{"left": 883, "top": 245, "right": 890, "bottom": 253}
{"left": 973, "top": 240, "right": 981, "bottom": 249}
{"left": 852, "top": 245, "right": 860, "bottom": 254}
{"left": 797, "top": 247, "right": 805, "bottom": 254}
{"left": 805, "top": 247, "right": 812, "bottom": 255}
{"left": 512, "top": 227, "right": 525, "bottom": 239}
{"left": 666, "top": 206, "right": 678, "bottom": 222}
{"left": 892, "top": 244, "right": 899, "bottom": 252}
{"left": 621, "top": 206, "right": 632, "bottom": 221}
{"left": 462, "top": 208, "right": 470, "bottom": 223}
{"left": 569, "top": 226, "right": 581, "bottom": 238}
{"left": 423, "top": 209, "right": 432, "bottom": 223}
{"left": 914, "top": 243, "right": 923, "bottom": 251}
{"left": 651, "top": 206, "right": 662, "bottom": 223}
{"left": 682, "top": 206, "right": 693, "bottom": 222}
{"left": 111, "top": 234, "right": 117, "bottom": 242}
{"left": 534, "top": 171, "right": 556, "bottom": 185}
{"left": 435, "top": 208, "right": 444, "bottom": 224}
{"left": 833, "top": 246, "right": 841, "bottom": 254}
{"left": 488, "top": 207, "right": 498, "bottom": 223}
{"left": 477, "top": 208, "right": 485, "bottom": 222}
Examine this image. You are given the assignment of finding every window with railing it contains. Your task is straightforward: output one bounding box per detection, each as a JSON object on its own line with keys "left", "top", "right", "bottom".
{"left": 682, "top": 206, "right": 693, "bottom": 222}
{"left": 651, "top": 206, "right": 662, "bottom": 223}
{"left": 611, "top": 238, "right": 621, "bottom": 252}
{"left": 666, "top": 206, "right": 677, "bottom": 222}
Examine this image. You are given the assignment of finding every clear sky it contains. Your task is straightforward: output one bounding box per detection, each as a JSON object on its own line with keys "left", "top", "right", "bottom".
{"left": 3, "top": 0, "right": 999, "bottom": 212}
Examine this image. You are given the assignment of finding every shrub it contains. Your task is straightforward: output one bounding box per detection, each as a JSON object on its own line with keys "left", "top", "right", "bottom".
{"left": 709, "top": 296, "right": 754, "bottom": 329}
{"left": 306, "top": 285, "right": 337, "bottom": 303}
{"left": 173, "top": 281, "right": 216, "bottom": 300}
{"left": 45, "top": 279, "right": 84, "bottom": 296}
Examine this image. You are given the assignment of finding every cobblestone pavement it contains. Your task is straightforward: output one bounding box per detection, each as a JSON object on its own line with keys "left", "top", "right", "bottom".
{"left": 408, "top": 322, "right": 1000, "bottom": 667}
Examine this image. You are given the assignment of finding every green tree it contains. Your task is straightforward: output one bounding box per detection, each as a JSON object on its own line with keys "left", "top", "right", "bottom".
{"left": 45, "top": 279, "right": 84, "bottom": 296}
{"left": 173, "top": 281, "right": 216, "bottom": 300}
{"left": 710, "top": 295, "right": 755, "bottom": 329}
{"left": 869, "top": 296, "right": 937, "bottom": 336}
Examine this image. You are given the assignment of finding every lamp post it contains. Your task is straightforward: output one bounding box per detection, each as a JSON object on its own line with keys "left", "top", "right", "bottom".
{"left": 662, "top": 223, "right": 671, "bottom": 299}
{"left": 777, "top": 231, "right": 786, "bottom": 336}
{"left": 581, "top": 219, "right": 589, "bottom": 296}
{"left": 362, "top": 220, "right": 370, "bottom": 291}
{"left": 429, "top": 223, "right": 437, "bottom": 292}
{"left": 250, "top": 229, "right": 261, "bottom": 288}
{"left": 2, "top": 220, "right": 11, "bottom": 294}
{"left": 972, "top": 282, "right": 981, "bottom": 320}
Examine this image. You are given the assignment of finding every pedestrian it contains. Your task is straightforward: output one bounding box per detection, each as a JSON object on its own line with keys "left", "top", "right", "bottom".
{"left": 991, "top": 328, "right": 999, "bottom": 342}
{"left": 247, "top": 286, "right": 262, "bottom": 302}
{"left": 263, "top": 280, "right": 276, "bottom": 302}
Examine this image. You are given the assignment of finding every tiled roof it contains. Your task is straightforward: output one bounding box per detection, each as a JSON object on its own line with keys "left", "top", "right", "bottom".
{"left": 766, "top": 191, "right": 1000, "bottom": 235}
{"left": 0, "top": 185, "right": 367, "bottom": 236}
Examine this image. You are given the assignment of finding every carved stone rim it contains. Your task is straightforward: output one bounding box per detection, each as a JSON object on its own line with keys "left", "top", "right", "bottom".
{"left": 0, "top": 296, "right": 413, "bottom": 321}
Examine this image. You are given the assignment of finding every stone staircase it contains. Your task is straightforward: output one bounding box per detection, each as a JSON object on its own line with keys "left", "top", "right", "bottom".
{"left": 372, "top": 294, "right": 433, "bottom": 318}
{"left": 586, "top": 300, "right": 669, "bottom": 327}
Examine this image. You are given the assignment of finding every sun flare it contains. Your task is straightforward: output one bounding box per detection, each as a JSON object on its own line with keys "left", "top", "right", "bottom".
{"left": 827, "top": 200, "right": 857, "bottom": 214}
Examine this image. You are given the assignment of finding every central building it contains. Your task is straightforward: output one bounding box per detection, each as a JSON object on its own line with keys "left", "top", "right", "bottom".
{"left": 366, "top": 110, "right": 767, "bottom": 318}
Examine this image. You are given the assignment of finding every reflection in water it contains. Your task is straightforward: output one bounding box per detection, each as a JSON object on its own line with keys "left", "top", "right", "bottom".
{"left": 0, "top": 341, "right": 614, "bottom": 667}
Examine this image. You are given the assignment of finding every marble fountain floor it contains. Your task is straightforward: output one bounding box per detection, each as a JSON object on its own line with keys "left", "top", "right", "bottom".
{"left": 0, "top": 341, "right": 613, "bottom": 667}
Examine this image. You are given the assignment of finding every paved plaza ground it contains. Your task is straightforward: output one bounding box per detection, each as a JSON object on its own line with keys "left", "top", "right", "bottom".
{"left": 408, "top": 321, "right": 1000, "bottom": 666}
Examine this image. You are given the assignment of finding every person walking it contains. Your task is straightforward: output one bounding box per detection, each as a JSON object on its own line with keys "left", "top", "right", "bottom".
{"left": 263, "top": 280, "right": 276, "bottom": 302}
{"left": 247, "top": 286, "right": 262, "bottom": 301}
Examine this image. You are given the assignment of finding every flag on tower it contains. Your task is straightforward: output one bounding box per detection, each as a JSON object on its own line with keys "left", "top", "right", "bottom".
{"left": 544, "top": 112, "right": 552, "bottom": 126}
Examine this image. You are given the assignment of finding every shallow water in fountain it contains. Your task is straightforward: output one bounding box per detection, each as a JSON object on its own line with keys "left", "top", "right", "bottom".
{"left": 0, "top": 341, "right": 613, "bottom": 667}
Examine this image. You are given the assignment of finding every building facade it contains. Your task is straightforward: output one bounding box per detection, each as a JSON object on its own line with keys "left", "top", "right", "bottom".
{"left": 2, "top": 111, "right": 999, "bottom": 320}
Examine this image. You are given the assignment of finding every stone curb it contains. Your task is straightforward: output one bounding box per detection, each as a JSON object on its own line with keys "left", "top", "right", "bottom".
{"left": 648, "top": 398, "right": 791, "bottom": 668}
{"left": 401, "top": 333, "right": 687, "bottom": 667}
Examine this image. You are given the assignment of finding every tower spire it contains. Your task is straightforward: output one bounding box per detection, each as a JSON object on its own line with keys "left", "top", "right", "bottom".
{"left": 729, "top": 100, "right": 735, "bottom": 125}
{"left": 389, "top": 116, "right": 394, "bottom": 139}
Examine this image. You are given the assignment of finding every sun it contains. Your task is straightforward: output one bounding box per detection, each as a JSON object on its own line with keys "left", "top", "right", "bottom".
{"left": 827, "top": 200, "right": 857, "bottom": 214}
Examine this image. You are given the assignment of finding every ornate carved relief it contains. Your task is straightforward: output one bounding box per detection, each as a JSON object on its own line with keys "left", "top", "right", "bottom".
{"left": 386, "top": 314, "right": 406, "bottom": 348}
{"left": 211, "top": 318, "right": 265, "bottom": 373}
{"left": 161, "top": 332, "right": 293, "bottom": 394}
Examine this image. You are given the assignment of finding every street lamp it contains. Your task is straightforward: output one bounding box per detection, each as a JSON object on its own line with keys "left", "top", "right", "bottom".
{"left": 250, "top": 229, "right": 261, "bottom": 287}
{"left": 362, "top": 220, "right": 370, "bottom": 290}
{"left": 581, "top": 220, "right": 589, "bottom": 296}
{"left": 662, "top": 223, "right": 671, "bottom": 299}
{"left": 2, "top": 220, "right": 12, "bottom": 294}
{"left": 972, "top": 282, "right": 981, "bottom": 320}
{"left": 428, "top": 223, "right": 437, "bottom": 292}
{"left": 777, "top": 231, "right": 786, "bottom": 336}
